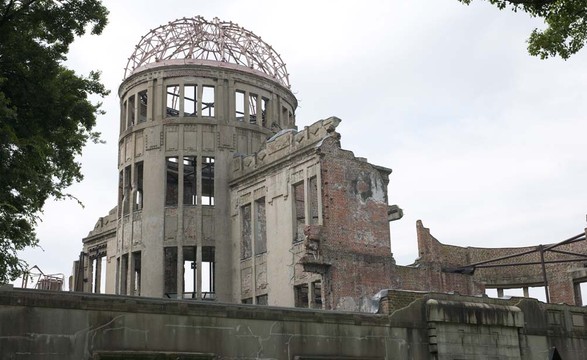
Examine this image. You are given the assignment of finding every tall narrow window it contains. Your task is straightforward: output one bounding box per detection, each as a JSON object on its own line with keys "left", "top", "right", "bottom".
{"left": 241, "top": 204, "right": 252, "bottom": 259}
{"left": 201, "top": 156, "right": 214, "bottom": 205}
{"left": 138, "top": 90, "right": 147, "bottom": 123}
{"left": 164, "top": 247, "right": 178, "bottom": 296}
{"left": 121, "top": 100, "right": 127, "bottom": 132}
{"left": 166, "top": 85, "right": 180, "bottom": 117}
{"left": 255, "top": 198, "right": 266, "bottom": 255}
{"left": 132, "top": 251, "right": 141, "bottom": 296}
{"left": 127, "top": 95, "right": 135, "bottom": 128}
{"left": 165, "top": 157, "right": 179, "bottom": 206}
{"left": 202, "top": 246, "right": 215, "bottom": 300}
{"left": 309, "top": 176, "right": 318, "bottom": 224}
{"left": 202, "top": 86, "right": 215, "bottom": 117}
{"left": 134, "top": 162, "right": 144, "bottom": 211}
{"left": 235, "top": 91, "right": 245, "bottom": 121}
{"left": 183, "top": 246, "right": 196, "bottom": 298}
{"left": 120, "top": 254, "right": 129, "bottom": 295}
{"left": 184, "top": 85, "right": 196, "bottom": 116}
{"left": 183, "top": 156, "right": 196, "bottom": 205}
{"left": 118, "top": 170, "right": 123, "bottom": 217}
{"left": 123, "top": 165, "right": 131, "bottom": 215}
{"left": 248, "top": 93, "right": 257, "bottom": 124}
{"left": 261, "top": 97, "right": 269, "bottom": 127}
{"left": 293, "top": 182, "right": 305, "bottom": 243}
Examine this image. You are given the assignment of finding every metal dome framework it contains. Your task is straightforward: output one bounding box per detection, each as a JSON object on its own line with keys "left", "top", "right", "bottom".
{"left": 124, "top": 16, "right": 290, "bottom": 88}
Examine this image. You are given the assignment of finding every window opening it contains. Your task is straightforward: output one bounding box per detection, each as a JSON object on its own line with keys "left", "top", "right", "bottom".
{"left": 121, "top": 100, "right": 127, "bottom": 132}
{"left": 138, "top": 90, "right": 147, "bottom": 123}
{"left": 183, "top": 246, "right": 196, "bottom": 298}
{"left": 201, "top": 157, "right": 214, "bottom": 205}
{"left": 241, "top": 204, "right": 252, "bottom": 259}
{"left": 282, "top": 106, "right": 288, "bottom": 129}
{"left": 132, "top": 251, "right": 141, "bottom": 296}
{"left": 127, "top": 95, "right": 135, "bottom": 128}
{"left": 294, "top": 283, "right": 309, "bottom": 308}
{"left": 202, "top": 86, "right": 215, "bottom": 117}
{"left": 309, "top": 176, "right": 319, "bottom": 225}
{"left": 166, "top": 85, "right": 180, "bottom": 117}
{"left": 115, "top": 257, "right": 120, "bottom": 295}
{"left": 134, "top": 162, "right": 144, "bottom": 211}
{"left": 255, "top": 198, "right": 266, "bottom": 255}
{"left": 91, "top": 257, "right": 98, "bottom": 293}
{"left": 311, "top": 280, "right": 322, "bottom": 309}
{"left": 202, "top": 246, "right": 215, "bottom": 300}
{"left": 235, "top": 90, "right": 245, "bottom": 121}
{"left": 183, "top": 156, "right": 196, "bottom": 205}
{"left": 293, "top": 182, "right": 305, "bottom": 243}
{"left": 164, "top": 247, "right": 178, "bottom": 297}
{"left": 256, "top": 294, "right": 268, "bottom": 305}
{"left": 165, "top": 157, "right": 179, "bottom": 206}
{"left": 184, "top": 85, "right": 196, "bottom": 116}
{"left": 261, "top": 97, "right": 269, "bottom": 127}
{"left": 242, "top": 298, "right": 253, "bottom": 304}
{"left": 249, "top": 93, "right": 257, "bottom": 124}
{"left": 120, "top": 254, "right": 128, "bottom": 295}
{"left": 100, "top": 256, "right": 106, "bottom": 293}
{"left": 123, "top": 165, "right": 131, "bottom": 215}
{"left": 118, "top": 170, "right": 123, "bottom": 217}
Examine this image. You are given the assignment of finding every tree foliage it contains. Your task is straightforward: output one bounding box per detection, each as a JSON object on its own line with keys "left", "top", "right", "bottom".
{"left": 0, "top": 0, "right": 109, "bottom": 283}
{"left": 459, "top": 0, "right": 587, "bottom": 59}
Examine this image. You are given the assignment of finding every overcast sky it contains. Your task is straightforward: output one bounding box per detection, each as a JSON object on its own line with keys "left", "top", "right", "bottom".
{"left": 16, "top": 0, "right": 587, "bottom": 287}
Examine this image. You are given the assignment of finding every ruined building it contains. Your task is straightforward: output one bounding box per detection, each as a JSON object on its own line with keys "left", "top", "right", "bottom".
{"left": 74, "top": 16, "right": 587, "bottom": 311}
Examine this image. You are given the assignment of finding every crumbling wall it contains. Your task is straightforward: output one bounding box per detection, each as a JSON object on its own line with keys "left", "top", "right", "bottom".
{"left": 416, "top": 221, "right": 587, "bottom": 305}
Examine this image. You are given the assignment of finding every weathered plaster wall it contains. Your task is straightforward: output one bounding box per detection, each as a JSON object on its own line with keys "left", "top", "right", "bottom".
{"left": 3, "top": 287, "right": 587, "bottom": 359}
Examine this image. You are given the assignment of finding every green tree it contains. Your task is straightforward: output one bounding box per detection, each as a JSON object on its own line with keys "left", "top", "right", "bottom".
{"left": 0, "top": 0, "right": 109, "bottom": 283}
{"left": 459, "top": 0, "right": 587, "bottom": 59}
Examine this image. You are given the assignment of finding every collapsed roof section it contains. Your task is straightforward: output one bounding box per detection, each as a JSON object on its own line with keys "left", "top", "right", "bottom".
{"left": 124, "top": 16, "right": 290, "bottom": 88}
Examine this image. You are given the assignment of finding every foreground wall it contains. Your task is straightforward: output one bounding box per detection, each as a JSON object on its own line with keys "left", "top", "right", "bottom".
{"left": 3, "top": 287, "right": 587, "bottom": 359}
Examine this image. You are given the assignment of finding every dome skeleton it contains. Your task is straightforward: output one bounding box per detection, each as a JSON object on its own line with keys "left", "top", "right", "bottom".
{"left": 124, "top": 16, "right": 290, "bottom": 88}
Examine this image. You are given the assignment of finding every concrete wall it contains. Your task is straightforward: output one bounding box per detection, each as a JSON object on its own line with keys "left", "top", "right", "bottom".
{"left": 3, "top": 287, "right": 587, "bottom": 359}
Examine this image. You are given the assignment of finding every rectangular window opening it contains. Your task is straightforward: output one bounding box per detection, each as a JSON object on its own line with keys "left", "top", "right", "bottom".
{"left": 256, "top": 294, "right": 268, "bottom": 305}
{"left": 202, "top": 246, "right": 215, "bottom": 300}
{"left": 309, "top": 176, "right": 319, "bottom": 225}
{"left": 255, "top": 198, "right": 266, "bottom": 255}
{"left": 134, "top": 162, "right": 144, "bottom": 211}
{"left": 261, "top": 97, "right": 269, "bottom": 127}
{"left": 242, "top": 298, "right": 253, "bottom": 304}
{"left": 202, "top": 86, "right": 215, "bottom": 117}
{"left": 165, "top": 157, "right": 179, "bottom": 207}
{"left": 127, "top": 95, "right": 135, "bottom": 128}
{"left": 123, "top": 165, "right": 131, "bottom": 215}
{"left": 293, "top": 182, "right": 305, "bottom": 243}
{"left": 183, "top": 156, "right": 196, "bottom": 205}
{"left": 184, "top": 84, "right": 197, "bottom": 116}
{"left": 118, "top": 170, "right": 123, "bottom": 217}
{"left": 183, "top": 246, "right": 196, "bottom": 299}
{"left": 311, "top": 280, "right": 322, "bottom": 309}
{"left": 294, "top": 283, "right": 309, "bottom": 308}
{"left": 100, "top": 256, "right": 107, "bottom": 294}
{"left": 166, "top": 85, "right": 180, "bottom": 117}
{"left": 120, "top": 254, "right": 128, "bottom": 296}
{"left": 201, "top": 157, "right": 214, "bottom": 205}
{"left": 121, "top": 100, "right": 127, "bottom": 132}
{"left": 241, "top": 204, "right": 252, "bottom": 259}
{"left": 138, "top": 90, "right": 147, "bottom": 123}
{"left": 132, "top": 251, "right": 141, "bottom": 296}
{"left": 248, "top": 93, "right": 258, "bottom": 124}
{"left": 164, "top": 247, "right": 178, "bottom": 297}
{"left": 235, "top": 90, "right": 245, "bottom": 121}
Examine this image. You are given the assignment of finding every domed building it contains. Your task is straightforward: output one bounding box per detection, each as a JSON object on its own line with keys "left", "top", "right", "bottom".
{"left": 74, "top": 16, "right": 404, "bottom": 310}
